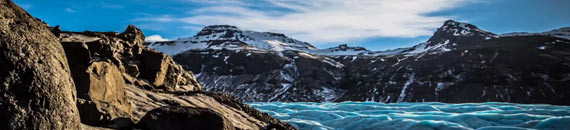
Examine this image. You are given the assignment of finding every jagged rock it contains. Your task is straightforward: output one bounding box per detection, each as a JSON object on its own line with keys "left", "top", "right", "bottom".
{"left": 58, "top": 26, "right": 202, "bottom": 93}
{"left": 120, "top": 25, "right": 146, "bottom": 47}
{"left": 163, "top": 57, "right": 202, "bottom": 91}
{"left": 139, "top": 49, "right": 169, "bottom": 87}
{"left": 137, "top": 106, "right": 235, "bottom": 130}
{"left": 0, "top": 0, "right": 81, "bottom": 129}
{"left": 60, "top": 36, "right": 133, "bottom": 127}
{"left": 78, "top": 61, "right": 132, "bottom": 126}
{"left": 55, "top": 25, "right": 290, "bottom": 129}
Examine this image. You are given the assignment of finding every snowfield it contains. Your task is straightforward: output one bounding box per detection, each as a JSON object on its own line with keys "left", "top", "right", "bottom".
{"left": 248, "top": 102, "right": 570, "bottom": 130}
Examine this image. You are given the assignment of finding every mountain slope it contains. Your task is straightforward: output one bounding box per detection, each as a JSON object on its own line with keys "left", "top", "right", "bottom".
{"left": 400, "top": 20, "right": 498, "bottom": 54}
{"left": 150, "top": 20, "right": 570, "bottom": 105}
{"left": 147, "top": 25, "right": 315, "bottom": 55}
{"left": 502, "top": 27, "right": 570, "bottom": 40}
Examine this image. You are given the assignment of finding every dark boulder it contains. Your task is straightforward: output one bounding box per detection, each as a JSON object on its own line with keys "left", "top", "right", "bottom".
{"left": 137, "top": 106, "right": 235, "bottom": 130}
{"left": 139, "top": 49, "right": 170, "bottom": 87}
{"left": 0, "top": 0, "right": 81, "bottom": 129}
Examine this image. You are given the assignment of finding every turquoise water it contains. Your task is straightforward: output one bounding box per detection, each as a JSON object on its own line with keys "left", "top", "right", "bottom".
{"left": 248, "top": 102, "right": 570, "bottom": 130}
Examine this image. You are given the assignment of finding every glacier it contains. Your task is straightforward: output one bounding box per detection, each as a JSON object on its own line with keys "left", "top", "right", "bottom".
{"left": 248, "top": 102, "right": 570, "bottom": 130}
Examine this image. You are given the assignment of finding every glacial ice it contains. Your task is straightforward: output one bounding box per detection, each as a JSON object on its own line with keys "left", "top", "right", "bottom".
{"left": 248, "top": 102, "right": 570, "bottom": 130}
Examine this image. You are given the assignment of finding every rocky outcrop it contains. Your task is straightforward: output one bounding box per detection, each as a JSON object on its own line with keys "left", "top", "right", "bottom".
{"left": 126, "top": 86, "right": 296, "bottom": 130}
{"left": 76, "top": 61, "right": 133, "bottom": 127}
{"left": 58, "top": 26, "right": 202, "bottom": 93}
{"left": 56, "top": 26, "right": 294, "bottom": 129}
{"left": 137, "top": 106, "right": 234, "bottom": 130}
{"left": 0, "top": 0, "right": 81, "bottom": 129}
{"left": 0, "top": 0, "right": 293, "bottom": 129}
{"left": 56, "top": 26, "right": 202, "bottom": 127}
{"left": 139, "top": 49, "right": 169, "bottom": 87}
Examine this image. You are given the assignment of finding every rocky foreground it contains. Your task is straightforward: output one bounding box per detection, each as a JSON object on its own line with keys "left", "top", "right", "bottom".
{"left": 0, "top": 0, "right": 294, "bottom": 129}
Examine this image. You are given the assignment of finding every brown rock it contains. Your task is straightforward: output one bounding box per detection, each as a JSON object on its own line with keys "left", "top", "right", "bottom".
{"left": 139, "top": 49, "right": 169, "bottom": 87}
{"left": 120, "top": 24, "right": 145, "bottom": 47}
{"left": 0, "top": 0, "right": 81, "bottom": 129}
{"left": 58, "top": 25, "right": 202, "bottom": 93}
{"left": 77, "top": 61, "right": 133, "bottom": 127}
{"left": 137, "top": 106, "right": 235, "bottom": 130}
{"left": 163, "top": 58, "right": 202, "bottom": 91}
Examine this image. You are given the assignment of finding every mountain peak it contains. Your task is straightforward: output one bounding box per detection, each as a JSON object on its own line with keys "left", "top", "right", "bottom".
{"left": 203, "top": 25, "right": 239, "bottom": 30}
{"left": 401, "top": 20, "right": 498, "bottom": 54}
{"left": 197, "top": 25, "right": 240, "bottom": 36}
{"left": 438, "top": 20, "right": 491, "bottom": 36}
{"left": 432, "top": 20, "right": 497, "bottom": 39}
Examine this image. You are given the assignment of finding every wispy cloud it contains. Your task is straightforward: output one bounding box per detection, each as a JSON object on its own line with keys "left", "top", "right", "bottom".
{"left": 133, "top": 15, "right": 176, "bottom": 22}
{"left": 145, "top": 35, "right": 169, "bottom": 42}
{"left": 19, "top": 4, "right": 31, "bottom": 10}
{"left": 65, "top": 8, "right": 76, "bottom": 13}
{"left": 136, "top": 0, "right": 473, "bottom": 44}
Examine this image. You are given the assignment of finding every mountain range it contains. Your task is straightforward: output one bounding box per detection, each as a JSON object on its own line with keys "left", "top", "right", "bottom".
{"left": 147, "top": 20, "right": 570, "bottom": 105}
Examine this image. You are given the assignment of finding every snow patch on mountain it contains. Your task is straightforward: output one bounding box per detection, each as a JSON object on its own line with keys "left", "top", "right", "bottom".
{"left": 501, "top": 27, "right": 570, "bottom": 40}
{"left": 148, "top": 25, "right": 316, "bottom": 56}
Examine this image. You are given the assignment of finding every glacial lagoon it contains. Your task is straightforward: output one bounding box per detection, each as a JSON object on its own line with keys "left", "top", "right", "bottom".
{"left": 249, "top": 102, "right": 570, "bottom": 130}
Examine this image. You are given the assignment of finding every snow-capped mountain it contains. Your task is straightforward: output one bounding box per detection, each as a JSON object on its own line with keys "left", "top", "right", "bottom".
{"left": 501, "top": 27, "right": 570, "bottom": 40}
{"left": 400, "top": 20, "right": 498, "bottom": 54}
{"left": 311, "top": 44, "right": 410, "bottom": 56}
{"left": 147, "top": 25, "right": 316, "bottom": 55}
{"left": 148, "top": 25, "right": 409, "bottom": 56}
{"left": 311, "top": 44, "right": 371, "bottom": 56}
{"left": 150, "top": 20, "right": 502, "bottom": 57}
{"left": 148, "top": 20, "right": 570, "bottom": 105}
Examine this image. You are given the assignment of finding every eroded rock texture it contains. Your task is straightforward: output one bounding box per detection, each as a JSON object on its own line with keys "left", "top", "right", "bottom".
{"left": 137, "top": 106, "right": 234, "bottom": 130}
{"left": 55, "top": 25, "right": 293, "bottom": 129}
{"left": 56, "top": 25, "right": 202, "bottom": 127}
{"left": 0, "top": 0, "right": 81, "bottom": 129}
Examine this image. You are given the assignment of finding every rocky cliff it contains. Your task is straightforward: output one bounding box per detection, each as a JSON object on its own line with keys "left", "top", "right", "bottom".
{"left": 0, "top": 0, "right": 294, "bottom": 129}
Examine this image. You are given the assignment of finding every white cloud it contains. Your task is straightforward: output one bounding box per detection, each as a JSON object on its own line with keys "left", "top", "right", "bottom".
{"left": 19, "top": 4, "right": 32, "bottom": 10}
{"left": 145, "top": 35, "right": 169, "bottom": 42}
{"left": 133, "top": 15, "right": 176, "bottom": 22}
{"left": 139, "top": 0, "right": 473, "bottom": 44}
{"left": 65, "top": 8, "right": 76, "bottom": 13}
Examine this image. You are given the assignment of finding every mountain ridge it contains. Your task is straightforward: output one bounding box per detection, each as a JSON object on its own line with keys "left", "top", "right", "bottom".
{"left": 151, "top": 20, "right": 570, "bottom": 104}
{"left": 148, "top": 20, "right": 569, "bottom": 57}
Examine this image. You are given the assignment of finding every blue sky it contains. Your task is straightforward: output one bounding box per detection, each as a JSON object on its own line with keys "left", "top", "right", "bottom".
{"left": 14, "top": 0, "right": 570, "bottom": 51}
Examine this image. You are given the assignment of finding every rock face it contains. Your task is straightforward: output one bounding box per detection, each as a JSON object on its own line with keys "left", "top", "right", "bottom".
{"left": 0, "top": 0, "right": 294, "bottom": 129}
{"left": 57, "top": 25, "right": 202, "bottom": 127}
{"left": 126, "top": 86, "right": 296, "bottom": 130}
{"left": 137, "top": 106, "right": 234, "bottom": 130}
{"left": 153, "top": 20, "right": 570, "bottom": 105}
{"left": 55, "top": 26, "right": 294, "bottom": 129}
{"left": 0, "top": 0, "right": 81, "bottom": 129}
{"left": 76, "top": 61, "right": 132, "bottom": 126}
{"left": 58, "top": 26, "right": 202, "bottom": 93}
{"left": 139, "top": 49, "right": 169, "bottom": 87}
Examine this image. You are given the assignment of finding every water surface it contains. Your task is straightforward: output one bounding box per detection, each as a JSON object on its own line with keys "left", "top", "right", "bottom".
{"left": 248, "top": 102, "right": 570, "bottom": 130}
